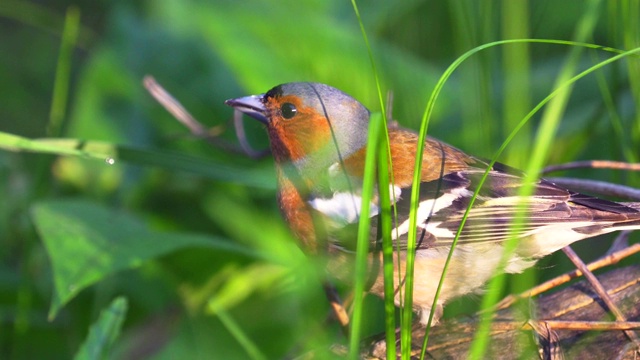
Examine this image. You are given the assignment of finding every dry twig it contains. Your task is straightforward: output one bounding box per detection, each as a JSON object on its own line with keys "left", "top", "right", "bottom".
{"left": 561, "top": 246, "right": 640, "bottom": 347}
{"left": 542, "top": 160, "right": 640, "bottom": 174}
{"left": 545, "top": 177, "right": 640, "bottom": 200}
{"left": 497, "top": 242, "right": 640, "bottom": 309}
{"left": 143, "top": 75, "right": 268, "bottom": 158}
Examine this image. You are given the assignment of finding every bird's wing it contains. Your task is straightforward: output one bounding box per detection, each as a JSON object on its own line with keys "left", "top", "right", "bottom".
{"left": 389, "top": 167, "right": 640, "bottom": 250}
{"left": 306, "top": 133, "right": 640, "bottom": 253}
{"left": 311, "top": 161, "right": 640, "bottom": 253}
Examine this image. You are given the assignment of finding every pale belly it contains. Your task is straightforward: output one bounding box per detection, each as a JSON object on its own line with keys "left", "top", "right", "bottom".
{"left": 368, "top": 243, "right": 537, "bottom": 324}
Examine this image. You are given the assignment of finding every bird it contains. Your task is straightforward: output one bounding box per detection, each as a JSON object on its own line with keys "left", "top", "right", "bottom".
{"left": 225, "top": 82, "right": 640, "bottom": 325}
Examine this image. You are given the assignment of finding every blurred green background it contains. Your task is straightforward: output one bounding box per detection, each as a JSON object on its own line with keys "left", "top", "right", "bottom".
{"left": 1, "top": 0, "right": 639, "bottom": 359}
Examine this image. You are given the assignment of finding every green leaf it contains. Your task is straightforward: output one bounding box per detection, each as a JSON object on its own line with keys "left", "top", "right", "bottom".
{"left": 31, "top": 199, "right": 257, "bottom": 319}
{"left": 73, "top": 297, "right": 128, "bottom": 360}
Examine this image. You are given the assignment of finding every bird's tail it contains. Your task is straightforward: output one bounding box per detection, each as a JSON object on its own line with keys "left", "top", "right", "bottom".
{"left": 615, "top": 202, "right": 640, "bottom": 229}
{"left": 627, "top": 202, "right": 640, "bottom": 211}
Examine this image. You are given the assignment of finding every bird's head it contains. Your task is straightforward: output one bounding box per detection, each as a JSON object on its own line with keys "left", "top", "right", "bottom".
{"left": 226, "top": 82, "right": 370, "bottom": 172}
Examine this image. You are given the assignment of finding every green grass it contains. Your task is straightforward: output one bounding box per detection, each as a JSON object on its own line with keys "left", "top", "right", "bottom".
{"left": 0, "top": 1, "right": 639, "bottom": 359}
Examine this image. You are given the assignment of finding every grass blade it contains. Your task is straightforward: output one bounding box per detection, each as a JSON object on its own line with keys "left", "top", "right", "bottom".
{"left": 48, "top": 6, "right": 79, "bottom": 137}
{"left": 469, "top": 1, "right": 602, "bottom": 356}
{"left": 408, "top": 40, "right": 637, "bottom": 358}
{"left": 0, "top": 133, "right": 275, "bottom": 188}
{"left": 348, "top": 113, "right": 383, "bottom": 359}
{"left": 211, "top": 308, "right": 267, "bottom": 360}
{"left": 376, "top": 116, "right": 396, "bottom": 358}
{"left": 349, "top": 1, "right": 397, "bottom": 357}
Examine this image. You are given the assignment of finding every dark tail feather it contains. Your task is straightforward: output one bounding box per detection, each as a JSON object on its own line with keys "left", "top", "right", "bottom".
{"left": 613, "top": 202, "right": 640, "bottom": 228}
{"left": 627, "top": 202, "right": 640, "bottom": 211}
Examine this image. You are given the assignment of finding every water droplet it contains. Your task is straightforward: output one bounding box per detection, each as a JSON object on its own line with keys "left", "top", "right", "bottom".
{"left": 105, "top": 157, "right": 115, "bottom": 165}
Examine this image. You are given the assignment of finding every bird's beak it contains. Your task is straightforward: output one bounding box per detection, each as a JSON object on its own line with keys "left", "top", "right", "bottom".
{"left": 225, "top": 94, "right": 268, "bottom": 124}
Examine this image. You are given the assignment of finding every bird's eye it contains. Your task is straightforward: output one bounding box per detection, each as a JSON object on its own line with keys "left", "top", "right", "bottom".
{"left": 280, "top": 103, "right": 297, "bottom": 119}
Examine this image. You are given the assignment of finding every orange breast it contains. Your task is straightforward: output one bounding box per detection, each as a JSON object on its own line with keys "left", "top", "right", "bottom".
{"left": 276, "top": 165, "right": 320, "bottom": 254}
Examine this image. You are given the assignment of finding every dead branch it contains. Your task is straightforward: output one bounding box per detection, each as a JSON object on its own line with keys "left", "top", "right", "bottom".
{"left": 545, "top": 177, "right": 640, "bottom": 201}
{"left": 366, "top": 266, "right": 640, "bottom": 359}
{"left": 497, "top": 241, "right": 640, "bottom": 309}
{"left": 143, "top": 75, "right": 268, "bottom": 157}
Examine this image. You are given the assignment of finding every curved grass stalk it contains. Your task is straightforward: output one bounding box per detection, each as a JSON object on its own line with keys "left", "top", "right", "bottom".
{"left": 407, "top": 43, "right": 639, "bottom": 360}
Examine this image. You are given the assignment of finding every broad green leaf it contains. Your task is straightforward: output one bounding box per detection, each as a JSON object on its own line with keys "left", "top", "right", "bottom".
{"left": 31, "top": 199, "right": 257, "bottom": 319}
{"left": 73, "top": 297, "right": 128, "bottom": 360}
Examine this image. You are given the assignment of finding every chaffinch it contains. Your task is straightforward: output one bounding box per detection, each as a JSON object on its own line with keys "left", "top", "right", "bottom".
{"left": 226, "top": 82, "right": 640, "bottom": 325}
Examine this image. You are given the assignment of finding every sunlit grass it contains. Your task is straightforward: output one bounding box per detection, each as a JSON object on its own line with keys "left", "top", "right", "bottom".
{"left": 349, "top": 1, "right": 397, "bottom": 359}
{"left": 347, "top": 3, "right": 639, "bottom": 358}
{"left": 470, "top": 1, "right": 603, "bottom": 356}
{"left": 348, "top": 113, "right": 384, "bottom": 359}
